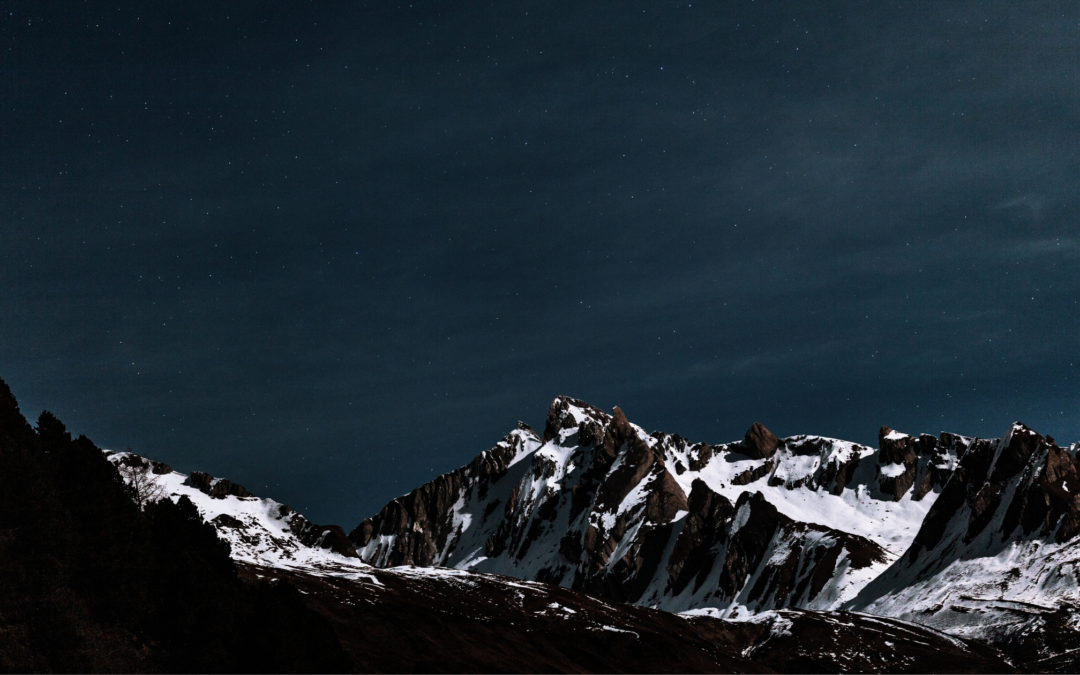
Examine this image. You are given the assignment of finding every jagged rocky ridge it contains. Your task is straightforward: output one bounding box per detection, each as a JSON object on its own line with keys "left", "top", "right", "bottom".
{"left": 350, "top": 397, "right": 948, "bottom": 615}
{"left": 350, "top": 396, "right": 1080, "bottom": 643}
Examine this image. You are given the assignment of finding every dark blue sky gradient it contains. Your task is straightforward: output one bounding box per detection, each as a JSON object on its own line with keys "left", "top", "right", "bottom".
{"left": 3, "top": 1, "right": 1078, "bottom": 526}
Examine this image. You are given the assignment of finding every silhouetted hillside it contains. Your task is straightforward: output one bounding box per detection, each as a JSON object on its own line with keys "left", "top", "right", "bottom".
{"left": 0, "top": 377, "right": 350, "bottom": 673}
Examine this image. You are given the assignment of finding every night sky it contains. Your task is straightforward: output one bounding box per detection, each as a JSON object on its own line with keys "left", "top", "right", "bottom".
{"left": 4, "top": 1, "right": 1078, "bottom": 527}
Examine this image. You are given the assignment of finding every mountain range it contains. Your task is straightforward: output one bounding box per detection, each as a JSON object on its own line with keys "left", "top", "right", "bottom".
{"left": 6, "top": 381, "right": 1080, "bottom": 672}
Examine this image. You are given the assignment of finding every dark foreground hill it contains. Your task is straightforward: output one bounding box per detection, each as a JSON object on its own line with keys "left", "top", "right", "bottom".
{"left": 0, "top": 378, "right": 350, "bottom": 672}
{"left": 244, "top": 561, "right": 1011, "bottom": 674}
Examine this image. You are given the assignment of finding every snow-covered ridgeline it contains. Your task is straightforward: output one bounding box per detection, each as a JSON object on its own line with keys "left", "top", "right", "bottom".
{"left": 105, "top": 451, "right": 369, "bottom": 576}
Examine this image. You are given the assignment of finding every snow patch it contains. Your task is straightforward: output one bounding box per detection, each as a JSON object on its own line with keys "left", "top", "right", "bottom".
{"left": 730, "top": 502, "right": 752, "bottom": 535}
{"left": 879, "top": 462, "right": 908, "bottom": 478}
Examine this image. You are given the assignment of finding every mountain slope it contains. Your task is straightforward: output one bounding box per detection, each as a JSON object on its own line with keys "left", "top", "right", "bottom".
{"left": 106, "top": 450, "right": 367, "bottom": 576}
{"left": 847, "top": 423, "right": 1080, "bottom": 652}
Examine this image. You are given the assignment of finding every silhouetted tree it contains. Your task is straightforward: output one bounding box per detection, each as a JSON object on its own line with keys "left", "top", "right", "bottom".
{"left": 116, "top": 456, "right": 166, "bottom": 509}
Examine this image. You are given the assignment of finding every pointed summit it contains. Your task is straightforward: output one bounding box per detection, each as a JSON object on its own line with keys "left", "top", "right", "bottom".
{"left": 743, "top": 422, "right": 779, "bottom": 459}
{"left": 542, "top": 395, "right": 611, "bottom": 441}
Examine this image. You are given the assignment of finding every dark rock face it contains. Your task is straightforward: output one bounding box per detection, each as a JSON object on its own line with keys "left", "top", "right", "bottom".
{"left": 115, "top": 453, "right": 171, "bottom": 475}
{"left": 563, "top": 407, "right": 690, "bottom": 601}
{"left": 349, "top": 423, "right": 534, "bottom": 566}
{"left": 350, "top": 518, "right": 374, "bottom": 547}
{"left": 577, "top": 420, "right": 604, "bottom": 448}
{"left": 117, "top": 454, "right": 147, "bottom": 468}
{"left": 353, "top": 470, "right": 465, "bottom": 566}
{"left": 877, "top": 427, "right": 920, "bottom": 501}
{"left": 743, "top": 423, "right": 780, "bottom": 460}
{"left": 666, "top": 479, "right": 735, "bottom": 596}
{"left": 184, "top": 471, "right": 253, "bottom": 499}
{"left": 289, "top": 519, "right": 359, "bottom": 559}
{"left": 746, "top": 434, "right": 872, "bottom": 495}
{"left": 825, "top": 452, "right": 862, "bottom": 496}
{"left": 543, "top": 396, "right": 606, "bottom": 443}
{"left": 929, "top": 423, "right": 1057, "bottom": 548}
{"left": 911, "top": 434, "right": 948, "bottom": 500}
{"left": 905, "top": 441, "right": 990, "bottom": 562}
{"left": 732, "top": 460, "right": 773, "bottom": 486}
{"left": 212, "top": 513, "right": 243, "bottom": 528}
{"left": 576, "top": 445, "right": 688, "bottom": 602}
{"left": 717, "top": 493, "right": 784, "bottom": 600}
{"left": 687, "top": 443, "right": 713, "bottom": 471}
{"left": 873, "top": 428, "right": 957, "bottom": 502}
{"left": 997, "top": 429, "right": 1080, "bottom": 544}
{"left": 664, "top": 486, "right": 891, "bottom": 610}
{"left": 668, "top": 480, "right": 890, "bottom": 610}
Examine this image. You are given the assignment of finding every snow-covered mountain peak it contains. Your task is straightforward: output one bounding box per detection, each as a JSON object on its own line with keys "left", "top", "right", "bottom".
{"left": 350, "top": 400, "right": 981, "bottom": 616}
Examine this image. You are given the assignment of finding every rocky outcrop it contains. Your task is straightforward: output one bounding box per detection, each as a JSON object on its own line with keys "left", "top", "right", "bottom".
{"left": 731, "top": 460, "right": 773, "bottom": 486}
{"left": 876, "top": 427, "right": 919, "bottom": 500}
{"left": 758, "top": 434, "right": 871, "bottom": 494}
{"left": 287, "top": 515, "right": 359, "bottom": 559}
{"left": 115, "top": 452, "right": 173, "bottom": 475}
{"left": 687, "top": 443, "right": 713, "bottom": 471}
{"left": 823, "top": 451, "right": 862, "bottom": 496}
{"left": 712, "top": 492, "right": 888, "bottom": 609}
{"left": 666, "top": 479, "right": 735, "bottom": 596}
{"left": 743, "top": 423, "right": 780, "bottom": 460}
{"left": 575, "top": 428, "right": 689, "bottom": 602}
{"left": 909, "top": 434, "right": 945, "bottom": 499}
{"left": 350, "top": 422, "right": 540, "bottom": 566}
{"left": 875, "top": 429, "right": 966, "bottom": 502}
{"left": 544, "top": 396, "right": 607, "bottom": 443}
{"left": 998, "top": 429, "right": 1080, "bottom": 544}
{"left": 184, "top": 470, "right": 253, "bottom": 499}
{"left": 212, "top": 513, "right": 243, "bottom": 528}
